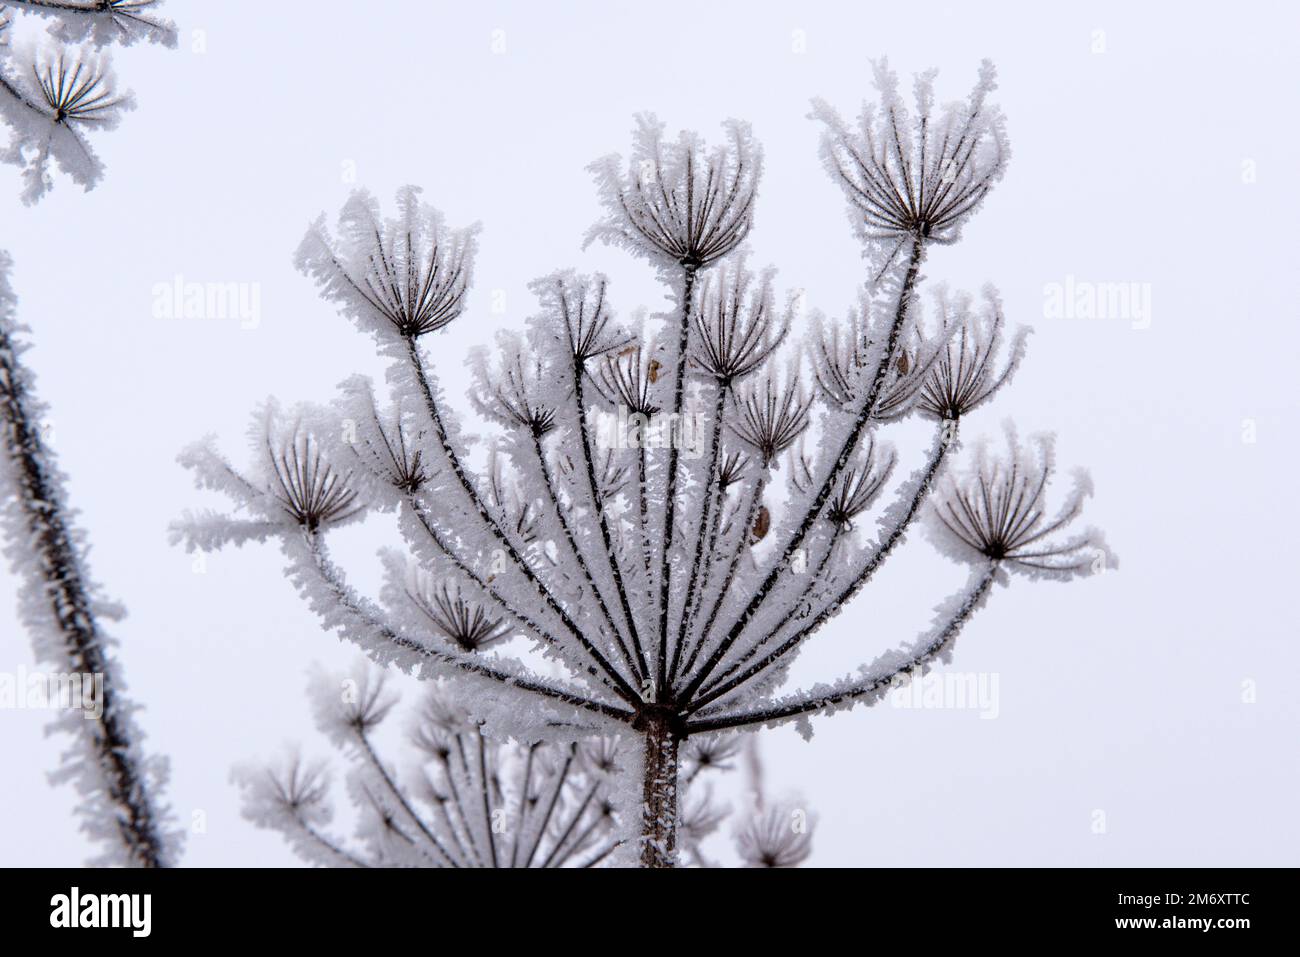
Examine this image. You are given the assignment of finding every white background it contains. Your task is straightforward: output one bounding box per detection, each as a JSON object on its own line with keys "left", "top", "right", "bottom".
{"left": 2, "top": 0, "right": 1297, "bottom": 866}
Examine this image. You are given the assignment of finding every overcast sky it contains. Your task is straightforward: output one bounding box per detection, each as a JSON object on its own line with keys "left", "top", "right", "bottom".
{"left": 3, "top": 0, "right": 1297, "bottom": 866}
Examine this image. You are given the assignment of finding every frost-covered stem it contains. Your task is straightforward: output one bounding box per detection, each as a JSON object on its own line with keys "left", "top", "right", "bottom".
{"left": 301, "top": 531, "right": 633, "bottom": 722}
{"left": 690, "top": 422, "right": 956, "bottom": 713}
{"left": 578, "top": 839, "right": 622, "bottom": 868}
{"left": 0, "top": 317, "right": 169, "bottom": 868}
{"left": 475, "top": 730, "right": 499, "bottom": 867}
{"left": 539, "top": 781, "right": 599, "bottom": 868}
{"left": 405, "top": 337, "right": 640, "bottom": 704}
{"left": 403, "top": 494, "right": 623, "bottom": 695}
{"left": 702, "top": 525, "right": 846, "bottom": 693}
{"left": 443, "top": 739, "right": 487, "bottom": 865}
{"left": 636, "top": 442, "right": 654, "bottom": 608}
{"left": 638, "top": 711, "right": 680, "bottom": 867}
{"left": 654, "top": 264, "right": 697, "bottom": 698}
{"left": 669, "top": 379, "right": 728, "bottom": 683}
{"left": 570, "top": 349, "right": 650, "bottom": 686}
{"left": 508, "top": 743, "right": 537, "bottom": 867}
{"left": 0, "top": 71, "right": 42, "bottom": 118}
{"left": 680, "top": 468, "right": 726, "bottom": 643}
{"left": 688, "top": 560, "right": 998, "bottom": 733}
{"left": 675, "top": 476, "right": 766, "bottom": 686}
{"left": 529, "top": 432, "right": 640, "bottom": 679}
{"left": 356, "top": 728, "right": 456, "bottom": 866}
{"left": 295, "top": 818, "right": 371, "bottom": 868}
{"left": 9, "top": 0, "right": 127, "bottom": 12}
{"left": 521, "top": 743, "right": 575, "bottom": 867}
{"left": 678, "top": 235, "right": 926, "bottom": 705}
{"left": 429, "top": 772, "right": 476, "bottom": 864}
{"left": 552, "top": 797, "right": 608, "bottom": 866}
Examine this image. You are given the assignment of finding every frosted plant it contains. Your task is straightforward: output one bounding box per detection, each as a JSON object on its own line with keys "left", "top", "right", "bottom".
{"left": 0, "top": 252, "right": 176, "bottom": 865}
{"left": 0, "top": 0, "right": 175, "bottom": 203}
{"left": 238, "top": 662, "right": 799, "bottom": 868}
{"left": 176, "top": 60, "right": 1113, "bottom": 867}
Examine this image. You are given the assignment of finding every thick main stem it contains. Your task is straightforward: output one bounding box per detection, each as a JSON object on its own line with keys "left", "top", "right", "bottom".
{"left": 638, "top": 712, "right": 681, "bottom": 868}
{"left": 0, "top": 320, "right": 169, "bottom": 868}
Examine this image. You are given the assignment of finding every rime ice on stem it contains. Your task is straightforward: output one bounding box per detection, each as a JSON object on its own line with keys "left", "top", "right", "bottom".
{"left": 0, "top": 254, "right": 177, "bottom": 866}
{"left": 0, "top": 0, "right": 174, "bottom": 203}
{"left": 178, "top": 60, "right": 1113, "bottom": 867}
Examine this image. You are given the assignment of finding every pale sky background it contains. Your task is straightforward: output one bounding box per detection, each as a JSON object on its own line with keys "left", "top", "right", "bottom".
{"left": 2, "top": 0, "right": 1297, "bottom": 866}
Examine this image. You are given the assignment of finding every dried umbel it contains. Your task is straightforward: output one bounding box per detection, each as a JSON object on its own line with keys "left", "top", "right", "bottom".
{"left": 0, "top": 1, "right": 174, "bottom": 202}
{"left": 729, "top": 372, "right": 812, "bottom": 468}
{"left": 238, "top": 664, "right": 797, "bottom": 868}
{"left": 917, "top": 290, "right": 1027, "bottom": 421}
{"left": 814, "top": 59, "right": 1008, "bottom": 270}
{"left": 236, "top": 668, "right": 624, "bottom": 869}
{"left": 691, "top": 262, "right": 788, "bottom": 383}
{"left": 928, "top": 425, "right": 1113, "bottom": 580}
{"left": 405, "top": 574, "right": 510, "bottom": 653}
{"left": 295, "top": 186, "right": 479, "bottom": 340}
{"left": 179, "top": 61, "right": 1112, "bottom": 867}
{"left": 587, "top": 114, "right": 760, "bottom": 271}
{"left": 734, "top": 800, "right": 814, "bottom": 868}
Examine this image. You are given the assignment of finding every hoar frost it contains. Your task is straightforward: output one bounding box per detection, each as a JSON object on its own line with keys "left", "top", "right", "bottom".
{"left": 175, "top": 59, "right": 1114, "bottom": 867}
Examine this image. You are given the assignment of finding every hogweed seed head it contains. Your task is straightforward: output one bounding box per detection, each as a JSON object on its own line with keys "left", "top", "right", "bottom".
{"left": 814, "top": 59, "right": 1008, "bottom": 264}
{"left": 266, "top": 428, "right": 364, "bottom": 532}
{"left": 734, "top": 801, "right": 814, "bottom": 868}
{"left": 295, "top": 187, "right": 478, "bottom": 339}
{"left": 407, "top": 575, "right": 510, "bottom": 652}
{"left": 587, "top": 114, "right": 761, "bottom": 271}
{"left": 692, "top": 261, "right": 788, "bottom": 383}
{"left": 928, "top": 423, "right": 1114, "bottom": 579}
{"left": 918, "top": 289, "right": 1028, "bottom": 421}
{"left": 729, "top": 372, "right": 812, "bottom": 468}
{"left": 826, "top": 438, "right": 897, "bottom": 530}
{"left": 33, "top": 50, "right": 123, "bottom": 122}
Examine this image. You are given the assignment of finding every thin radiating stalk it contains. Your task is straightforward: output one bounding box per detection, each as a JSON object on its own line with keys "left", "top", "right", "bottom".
{"left": 405, "top": 337, "right": 641, "bottom": 705}
{"left": 676, "top": 235, "right": 925, "bottom": 705}
{"left": 687, "top": 561, "right": 997, "bottom": 733}
{"left": 654, "top": 265, "right": 698, "bottom": 699}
